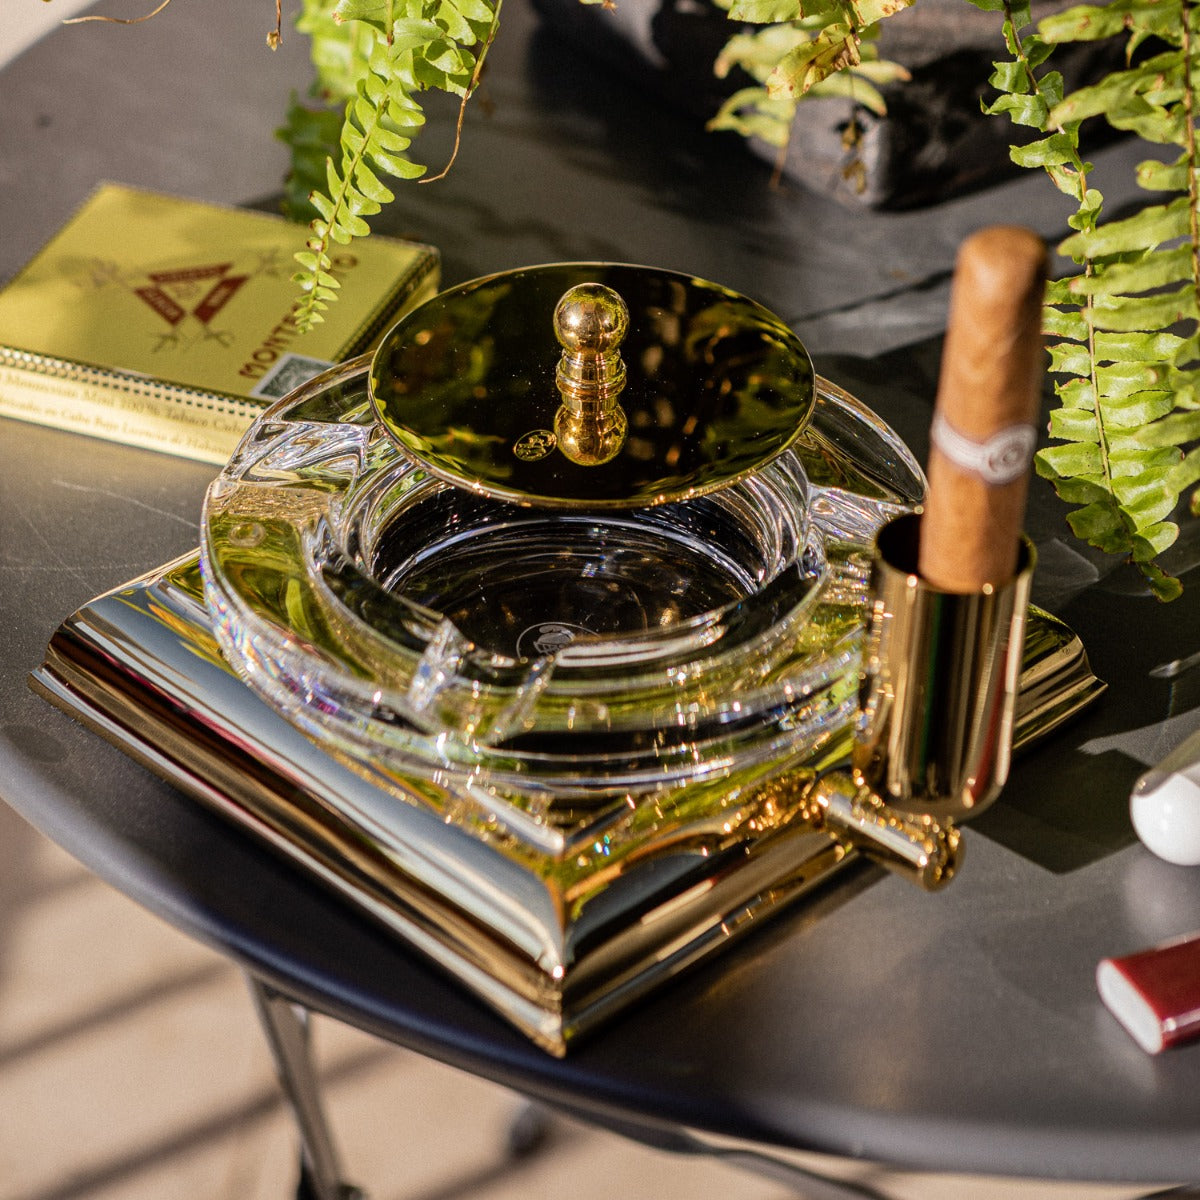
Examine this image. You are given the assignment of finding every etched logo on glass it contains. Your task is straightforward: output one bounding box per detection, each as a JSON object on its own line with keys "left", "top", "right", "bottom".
{"left": 516, "top": 621, "right": 595, "bottom": 658}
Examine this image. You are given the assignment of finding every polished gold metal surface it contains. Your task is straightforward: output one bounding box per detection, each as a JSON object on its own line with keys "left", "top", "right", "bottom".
{"left": 852, "top": 511, "right": 1036, "bottom": 824}
{"left": 32, "top": 546, "right": 1100, "bottom": 1052}
{"left": 798, "top": 770, "right": 960, "bottom": 891}
{"left": 552, "top": 283, "right": 629, "bottom": 467}
{"left": 1011, "top": 606, "right": 1108, "bottom": 748}
{"left": 368, "top": 263, "right": 817, "bottom": 509}
{"left": 30, "top": 554, "right": 853, "bottom": 1055}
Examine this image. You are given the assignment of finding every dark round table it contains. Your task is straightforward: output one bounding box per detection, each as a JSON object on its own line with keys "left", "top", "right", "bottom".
{"left": 3, "top": 1, "right": 1200, "bottom": 1191}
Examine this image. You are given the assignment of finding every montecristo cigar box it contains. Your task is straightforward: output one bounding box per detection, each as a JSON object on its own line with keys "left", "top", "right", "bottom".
{"left": 0, "top": 183, "right": 438, "bottom": 463}
{"left": 32, "top": 262, "right": 1105, "bottom": 1053}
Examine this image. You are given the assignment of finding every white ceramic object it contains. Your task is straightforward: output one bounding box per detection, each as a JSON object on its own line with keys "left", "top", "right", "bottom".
{"left": 1131, "top": 728, "right": 1200, "bottom": 866}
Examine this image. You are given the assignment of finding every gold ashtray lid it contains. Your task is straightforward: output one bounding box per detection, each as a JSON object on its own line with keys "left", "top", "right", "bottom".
{"left": 369, "top": 262, "right": 816, "bottom": 509}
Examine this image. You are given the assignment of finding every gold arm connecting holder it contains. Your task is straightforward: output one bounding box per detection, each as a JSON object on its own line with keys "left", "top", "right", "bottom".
{"left": 796, "top": 511, "right": 1035, "bottom": 892}
{"left": 802, "top": 771, "right": 962, "bottom": 891}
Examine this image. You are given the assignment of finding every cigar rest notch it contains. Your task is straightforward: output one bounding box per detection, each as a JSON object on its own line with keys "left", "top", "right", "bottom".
{"left": 798, "top": 511, "right": 1038, "bottom": 891}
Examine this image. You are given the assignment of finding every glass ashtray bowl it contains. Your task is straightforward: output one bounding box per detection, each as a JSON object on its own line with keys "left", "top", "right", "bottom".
{"left": 201, "top": 355, "right": 922, "bottom": 842}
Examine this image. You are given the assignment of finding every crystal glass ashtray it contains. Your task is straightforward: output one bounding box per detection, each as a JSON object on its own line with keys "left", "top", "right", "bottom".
{"left": 36, "top": 263, "right": 1104, "bottom": 1052}
{"left": 201, "top": 355, "right": 923, "bottom": 858}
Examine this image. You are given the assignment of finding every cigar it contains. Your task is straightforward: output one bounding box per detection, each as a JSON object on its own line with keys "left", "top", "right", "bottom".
{"left": 919, "top": 227, "right": 1048, "bottom": 592}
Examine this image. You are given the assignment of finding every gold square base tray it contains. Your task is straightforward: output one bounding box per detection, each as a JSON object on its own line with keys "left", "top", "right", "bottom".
{"left": 31, "top": 554, "right": 1103, "bottom": 1054}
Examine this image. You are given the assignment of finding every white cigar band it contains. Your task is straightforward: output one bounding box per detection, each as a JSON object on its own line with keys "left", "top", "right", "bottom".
{"left": 930, "top": 412, "right": 1037, "bottom": 486}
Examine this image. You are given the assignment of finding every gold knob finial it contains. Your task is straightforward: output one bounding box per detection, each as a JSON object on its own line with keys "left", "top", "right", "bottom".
{"left": 553, "top": 284, "right": 629, "bottom": 466}
{"left": 554, "top": 283, "right": 629, "bottom": 364}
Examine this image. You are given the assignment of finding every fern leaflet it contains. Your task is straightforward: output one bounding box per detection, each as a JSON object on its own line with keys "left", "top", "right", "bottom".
{"left": 288, "top": 0, "right": 501, "bottom": 330}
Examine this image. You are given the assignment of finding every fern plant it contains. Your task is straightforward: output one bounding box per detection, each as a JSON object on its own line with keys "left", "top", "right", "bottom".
{"left": 711, "top": 0, "right": 1200, "bottom": 597}
{"left": 68, "top": 0, "right": 1200, "bottom": 591}
{"left": 975, "top": 0, "right": 1200, "bottom": 599}
{"left": 282, "top": 0, "right": 501, "bottom": 330}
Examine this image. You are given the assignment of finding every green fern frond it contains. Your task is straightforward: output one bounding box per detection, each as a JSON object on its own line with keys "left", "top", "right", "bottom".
{"left": 709, "top": 22, "right": 906, "bottom": 147}
{"left": 296, "top": 0, "right": 379, "bottom": 102}
{"left": 707, "top": 0, "right": 910, "bottom": 184}
{"left": 976, "top": 0, "right": 1199, "bottom": 600}
{"left": 712, "top": 0, "right": 914, "bottom": 90}
{"left": 289, "top": 0, "right": 501, "bottom": 331}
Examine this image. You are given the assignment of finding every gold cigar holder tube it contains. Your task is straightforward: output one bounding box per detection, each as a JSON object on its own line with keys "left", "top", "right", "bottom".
{"left": 805, "top": 511, "right": 1035, "bottom": 890}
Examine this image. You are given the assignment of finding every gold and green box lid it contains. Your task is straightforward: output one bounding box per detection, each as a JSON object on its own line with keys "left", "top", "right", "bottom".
{"left": 0, "top": 183, "right": 439, "bottom": 461}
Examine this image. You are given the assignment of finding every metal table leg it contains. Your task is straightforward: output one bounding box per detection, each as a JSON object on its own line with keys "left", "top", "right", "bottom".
{"left": 246, "top": 974, "right": 365, "bottom": 1200}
